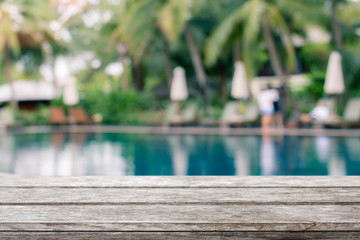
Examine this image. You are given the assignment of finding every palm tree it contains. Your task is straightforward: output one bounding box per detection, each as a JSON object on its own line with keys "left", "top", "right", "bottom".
{"left": 205, "top": 0, "right": 323, "bottom": 119}
{"left": 0, "top": 3, "right": 21, "bottom": 109}
{"left": 0, "top": 0, "right": 69, "bottom": 110}
{"left": 112, "top": 0, "right": 160, "bottom": 91}
{"left": 113, "top": 0, "right": 211, "bottom": 114}
{"left": 329, "top": 0, "right": 347, "bottom": 50}
{"left": 159, "top": 0, "right": 211, "bottom": 114}
{"left": 206, "top": 0, "right": 323, "bottom": 83}
{"left": 18, "top": 0, "right": 67, "bottom": 98}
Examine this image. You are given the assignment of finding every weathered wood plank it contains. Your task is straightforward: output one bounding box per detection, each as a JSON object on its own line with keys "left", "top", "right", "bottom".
{"left": 1, "top": 232, "right": 360, "bottom": 240}
{"left": 0, "top": 187, "right": 359, "bottom": 204}
{"left": 1, "top": 205, "right": 360, "bottom": 231}
{"left": 1, "top": 176, "right": 360, "bottom": 187}
{"left": 1, "top": 176, "right": 360, "bottom": 237}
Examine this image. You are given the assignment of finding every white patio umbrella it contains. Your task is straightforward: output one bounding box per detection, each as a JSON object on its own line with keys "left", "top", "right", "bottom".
{"left": 231, "top": 61, "right": 249, "bottom": 100}
{"left": 170, "top": 67, "right": 188, "bottom": 101}
{"left": 324, "top": 51, "right": 344, "bottom": 95}
{"left": 324, "top": 51, "right": 344, "bottom": 116}
{"left": 63, "top": 77, "right": 79, "bottom": 106}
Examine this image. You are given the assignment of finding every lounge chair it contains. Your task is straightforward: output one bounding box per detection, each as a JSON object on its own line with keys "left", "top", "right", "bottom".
{"left": 49, "top": 107, "right": 67, "bottom": 125}
{"left": 220, "top": 101, "right": 259, "bottom": 127}
{"left": 163, "top": 101, "right": 180, "bottom": 126}
{"left": 0, "top": 108, "right": 15, "bottom": 129}
{"left": 181, "top": 103, "right": 199, "bottom": 125}
{"left": 323, "top": 98, "right": 360, "bottom": 128}
{"left": 163, "top": 102, "right": 199, "bottom": 126}
{"left": 220, "top": 101, "right": 239, "bottom": 126}
{"left": 69, "top": 107, "right": 93, "bottom": 124}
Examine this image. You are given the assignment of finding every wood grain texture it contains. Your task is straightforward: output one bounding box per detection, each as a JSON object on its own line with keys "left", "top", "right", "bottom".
{"left": 1, "top": 176, "right": 360, "bottom": 239}
{"left": 1, "top": 232, "right": 360, "bottom": 240}
{"left": 0, "top": 187, "right": 359, "bottom": 204}
{"left": 2, "top": 176, "right": 360, "bottom": 187}
{"left": 1, "top": 205, "right": 360, "bottom": 231}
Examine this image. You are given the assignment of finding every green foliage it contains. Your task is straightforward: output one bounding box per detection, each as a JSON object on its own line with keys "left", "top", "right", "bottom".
{"left": 300, "top": 43, "right": 332, "bottom": 71}
{"left": 352, "top": 89, "right": 360, "bottom": 98}
{"left": 19, "top": 48, "right": 44, "bottom": 76}
{"left": 50, "top": 97, "right": 68, "bottom": 109}
{"left": 205, "top": 0, "right": 322, "bottom": 78}
{"left": 304, "top": 71, "right": 327, "bottom": 99}
{"left": 204, "top": 1, "right": 246, "bottom": 67}
{"left": 14, "top": 105, "right": 50, "bottom": 126}
{"left": 299, "top": 45, "right": 360, "bottom": 98}
{"left": 80, "top": 87, "right": 164, "bottom": 124}
{"left": 291, "top": 71, "right": 326, "bottom": 113}
{"left": 339, "top": 49, "right": 360, "bottom": 91}
{"left": 1, "top": 0, "right": 359, "bottom": 126}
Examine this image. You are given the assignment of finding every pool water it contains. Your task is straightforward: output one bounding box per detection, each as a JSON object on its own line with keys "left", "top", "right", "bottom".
{"left": 0, "top": 132, "right": 360, "bottom": 176}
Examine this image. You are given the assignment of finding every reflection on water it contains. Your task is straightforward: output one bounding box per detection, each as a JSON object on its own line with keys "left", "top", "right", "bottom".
{"left": 169, "top": 136, "right": 188, "bottom": 176}
{"left": 0, "top": 132, "right": 360, "bottom": 176}
{"left": 261, "top": 135, "right": 277, "bottom": 175}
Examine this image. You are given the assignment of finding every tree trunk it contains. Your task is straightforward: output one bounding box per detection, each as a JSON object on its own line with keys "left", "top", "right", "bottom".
{"left": 120, "top": 56, "right": 129, "bottom": 92}
{"left": 116, "top": 43, "right": 129, "bottom": 92}
{"left": 160, "top": 31, "right": 173, "bottom": 89}
{"left": 262, "top": 16, "right": 287, "bottom": 122}
{"left": 331, "top": 0, "right": 343, "bottom": 50}
{"left": 4, "top": 45, "right": 18, "bottom": 110}
{"left": 219, "top": 66, "right": 228, "bottom": 104}
{"left": 261, "top": 16, "right": 285, "bottom": 82}
{"left": 51, "top": 54, "right": 59, "bottom": 99}
{"left": 132, "top": 61, "right": 145, "bottom": 91}
{"left": 184, "top": 22, "right": 210, "bottom": 116}
{"left": 233, "top": 40, "right": 241, "bottom": 62}
{"left": 219, "top": 73, "right": 228, "bottom": 104}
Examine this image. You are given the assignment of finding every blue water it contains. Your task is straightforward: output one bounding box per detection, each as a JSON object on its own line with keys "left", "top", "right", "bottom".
{"left": 0, "top": 132, "right": 359, "bottom": 176}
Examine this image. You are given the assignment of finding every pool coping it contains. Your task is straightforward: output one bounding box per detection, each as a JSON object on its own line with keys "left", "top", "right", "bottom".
{"left": 4, "top": 125, "right": 360, "bottom": 137}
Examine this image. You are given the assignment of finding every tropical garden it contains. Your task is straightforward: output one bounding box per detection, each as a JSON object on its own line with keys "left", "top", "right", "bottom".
{"left": 0, "top": 0, "right": 359, "bottom": 125}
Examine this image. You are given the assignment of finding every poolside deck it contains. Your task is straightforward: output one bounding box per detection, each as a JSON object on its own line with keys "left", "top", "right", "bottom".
{"left": 1, "top": 176, "right": 360, "bottom": 239}
{"left": 8, "top": 124, "right": 360, "bottom": 137}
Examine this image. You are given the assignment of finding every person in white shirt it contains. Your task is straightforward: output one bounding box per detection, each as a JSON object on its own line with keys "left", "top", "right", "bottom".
{"left": 257, "top": 86, "right": 277, "bottom": 129}
{"left": 300, "top": 101, "right": 330, "bottom": 123}
{"left": 309, "top": 101, "right": 329, "bottom": 121}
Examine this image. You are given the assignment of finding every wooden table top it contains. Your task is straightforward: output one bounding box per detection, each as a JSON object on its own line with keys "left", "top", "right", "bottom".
{"left": 1, "top": 176, "right": 360, "bottom": 239}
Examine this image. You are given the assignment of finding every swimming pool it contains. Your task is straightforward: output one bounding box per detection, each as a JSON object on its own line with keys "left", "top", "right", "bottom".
{"left": 1, "top": 131, "right": 360, "bottom": 176}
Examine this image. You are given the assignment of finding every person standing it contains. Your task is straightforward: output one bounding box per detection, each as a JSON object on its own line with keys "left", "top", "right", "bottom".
{"left": 257, "top": 85, "right": 277, "bottom": 130}
{"left": 272, "top": 87, "right": 284, "bottom": 128}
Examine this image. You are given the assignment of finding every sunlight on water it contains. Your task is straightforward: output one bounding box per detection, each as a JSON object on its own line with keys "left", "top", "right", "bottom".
{"left": 0, "top": 132, "right": 360, "bottom": 176}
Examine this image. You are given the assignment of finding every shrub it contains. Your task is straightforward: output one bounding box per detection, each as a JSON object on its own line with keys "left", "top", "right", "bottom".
{"left": 14, "top": 105, "right": 50, "bottom": 126}
{"left": 79, "top": 88, "right": 164, "bottom": 124}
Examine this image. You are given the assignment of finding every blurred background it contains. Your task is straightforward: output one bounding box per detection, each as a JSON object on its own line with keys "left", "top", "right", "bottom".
{"left": 0, "top": 0, "right": 359, "bottom": 125}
